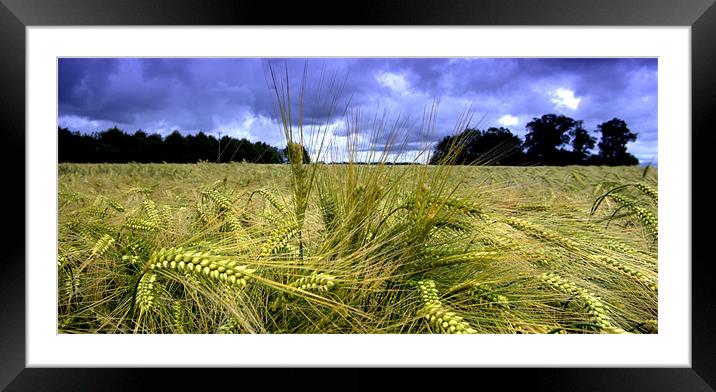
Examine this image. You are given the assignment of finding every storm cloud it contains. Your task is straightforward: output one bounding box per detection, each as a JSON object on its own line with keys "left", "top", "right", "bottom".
{"left": 58, "top": 57, "right": 657, "bottom": 163}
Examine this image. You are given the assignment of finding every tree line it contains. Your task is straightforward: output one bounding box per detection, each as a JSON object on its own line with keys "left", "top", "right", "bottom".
{"left": 59, "top": 113, "right": 640, "bottom": 166}
{"left": 430, "top": 114, "right": 640, "bottom": 166}
{"left": 58, "top": 127, "right": 304, "bottom": 164}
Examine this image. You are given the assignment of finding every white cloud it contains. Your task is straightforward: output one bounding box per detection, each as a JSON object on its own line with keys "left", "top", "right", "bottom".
{"left": 498, "top": 114, "right": 519, "bottom": 127}
{"left": 58, "top": 115, "right": 120, "bottom": 133}
{"left": 550, "top": 88, "right": 581, "bottom": 110}
{"left": 627, "top": 139, "right": 658, "bottom": 165}
{"left": 375, "top": 71, "right": 410, "bottom": 95}
{"left": 216, "top": 112, "right": 280, "bottom": 144}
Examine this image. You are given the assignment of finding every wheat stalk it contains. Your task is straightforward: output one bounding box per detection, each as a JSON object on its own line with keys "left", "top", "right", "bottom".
{"left": 136, "top": 273, "right": 158, "bottom": 314}
{"left": 142, "top": 199, "right": 161, "bottom": 226}
{"left": 124, "top": 218, "right": 159, "bottom": 232}
{"left": 607, "top": 193, "right": 658, "bottom": 240}
{"left": 148, "top": 247, "right": 255, "bottom": 288}
{"left": 90, "top": 234, "right": 115, "bottom": 258}
{"left": 503, "top": 217, "right": 580, "bottom": 250}
{"left": 416, "top": 280, "right": 476, "bottom": 334}
{"left": 539, "top": 272, "right": 627, "bottom": 333}
{"left": 634, "top": 183, "right": 658, "bottom": 203}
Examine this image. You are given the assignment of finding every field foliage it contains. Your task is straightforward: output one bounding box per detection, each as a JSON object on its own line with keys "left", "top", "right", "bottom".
{"left": 58, "top": 162, "right": 658, "bottom": 334}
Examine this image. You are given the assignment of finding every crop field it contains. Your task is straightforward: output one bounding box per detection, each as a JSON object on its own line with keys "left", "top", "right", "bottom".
{"left": 57, "top": 162, "right": 658, "bottom": 334}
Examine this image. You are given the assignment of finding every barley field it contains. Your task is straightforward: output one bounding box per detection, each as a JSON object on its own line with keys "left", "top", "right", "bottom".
{"left": 57, "top": 162, "right": 658, "bottom": 334}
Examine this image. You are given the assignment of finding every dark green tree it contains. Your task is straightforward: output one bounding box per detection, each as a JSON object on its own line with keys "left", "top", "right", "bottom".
{"left": 430, "top": 127, "right": 525, "bottom": 165}
{"left": 570, "top": 120, "right": 597, "bottom": 163}
{"left": 596, "top": 118, "right": 639, "bottom": 166}
{"left": 163, "top": 130, "right": 189, "bottom": 163}
{"left": 58, "top": 126, "right": 285, "bottom": 164}
{"left": 191, "top": 132, "right": 218, "bottom": 162}
{"left": 58, "top": 127, "right": 86, "bottom": 162}
{"left": 145, "top": 133, "right": 163, "bottom": 162}
{"left": 128, "top": 130, "right": 149, "bottom": 162}
{"left": 96, "top": 126, "right": 131, "bottom": 163}
{"left": 523, "top": 114, "right": 576, "bottom": 165}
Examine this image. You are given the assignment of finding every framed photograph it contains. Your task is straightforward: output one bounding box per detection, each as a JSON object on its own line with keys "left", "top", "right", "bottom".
{"left": 3, "top": 0, "right": 715, "bottom": 390}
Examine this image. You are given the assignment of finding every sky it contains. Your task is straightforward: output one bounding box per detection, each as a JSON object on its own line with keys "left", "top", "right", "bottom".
{"left": 58, "top": 58, "right": 657, "bottom": 164}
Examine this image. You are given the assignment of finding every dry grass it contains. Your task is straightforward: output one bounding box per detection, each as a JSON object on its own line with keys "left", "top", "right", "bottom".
{"left": 57, "top": 162, "right": 657, "bottom": 334}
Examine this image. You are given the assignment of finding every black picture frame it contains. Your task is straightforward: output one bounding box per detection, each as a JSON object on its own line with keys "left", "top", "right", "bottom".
{"left": 2, "top": 0, "right": 714, "bottom": 390}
